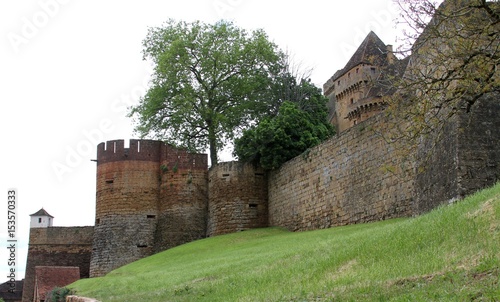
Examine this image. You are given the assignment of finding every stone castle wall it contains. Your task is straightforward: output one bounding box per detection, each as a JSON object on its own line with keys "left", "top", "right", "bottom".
{"left": 268, "top": 93, "right": 500, "bottom": 231}
{"left": 267, "top": 114, "right": 415, "bottom": 231}
{"left": 207, "top": 161, "right": 268, "bottom": 236}
{"left": 155, "top": 145, "right": 208, "bottom": 252}
{"left": 22, "top": 227, "right": 94, "bottom": 302}
{"left": 415, "top": 93, "right": 500, "bottom": 213}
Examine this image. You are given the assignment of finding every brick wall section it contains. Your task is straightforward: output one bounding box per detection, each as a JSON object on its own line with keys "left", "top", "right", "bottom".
{"left": 34, "top": 266, "right": 80, "bottom": 302}
{"left": 22, "top": 227, "right": 93, "bottom": 302}
{"left": 207, "top": 162, "right": 268, "bottom": 236}
{"left": 154, "top": 145, "right": 208, "bottom": 252}
{"left": 268, "top": 114, "right": 415, "bottom": 231}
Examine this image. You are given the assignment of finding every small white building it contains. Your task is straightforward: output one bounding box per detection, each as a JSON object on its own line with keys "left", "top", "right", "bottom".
{"left": 29, "top": 208, "right": 54, "bottom": 228}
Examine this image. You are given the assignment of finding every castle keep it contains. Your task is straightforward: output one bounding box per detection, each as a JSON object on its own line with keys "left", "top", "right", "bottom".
{"left": 23, "top": 13, "right": 500, "bottom": 300}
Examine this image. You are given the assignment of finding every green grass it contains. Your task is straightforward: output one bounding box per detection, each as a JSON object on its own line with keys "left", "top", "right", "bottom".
{"left": 71, "top": 183, "right": 500, "bottom": 301}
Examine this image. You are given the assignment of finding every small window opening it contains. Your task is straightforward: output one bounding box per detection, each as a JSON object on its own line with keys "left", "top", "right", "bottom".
{"left": 249, "top": 203, "right": 258, "bottom": 209}
{"left": 38, "top": 218, "right": 42, "bottom": 223}
{"left": 96, "top": 218, "right": 100, "bottom": 225}
{"left": 222, "top": 173, "right": 230, "bottom": 177}
{"left": 350, "top": 98, "right": 354, "bottom": 104}
{"left": 371, "top": 67, "right": 376, "bottom": 73}
{"left": 105, "top": 179, "right": 114, "bottom": 184}
{"left": 337, "top": 80, "right": 340, "bottom": 85}
{"left": 356, "top": 68, "right": 359, "bottom": 73}
{"left": 137, "top": 244, "right": 148, "bottom": 248}
{"left": 147, "top": 215, "right": 156, "bottom": 219}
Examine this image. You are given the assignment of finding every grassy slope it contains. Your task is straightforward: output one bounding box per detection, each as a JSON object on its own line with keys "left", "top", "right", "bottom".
{"left": 71, "top": 184, "right": 500, "bottom": 301}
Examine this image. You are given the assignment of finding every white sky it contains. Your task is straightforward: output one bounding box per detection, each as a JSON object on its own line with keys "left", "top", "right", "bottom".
{"left": 0, "top": 0, "right": 403, "bottom": 282}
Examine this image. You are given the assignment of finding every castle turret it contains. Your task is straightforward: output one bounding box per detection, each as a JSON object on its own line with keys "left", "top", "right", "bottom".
{"left": 324, "top": 31, "right": 404, "bottom": 132}
{"left": 29, "top": 208, "right": 54, "bottom": 228}
{"left": 89, "top": 139, "right": 208, "bottom": 277}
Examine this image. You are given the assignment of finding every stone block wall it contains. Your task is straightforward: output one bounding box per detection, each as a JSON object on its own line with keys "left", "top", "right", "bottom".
{"left": 415, "top": 93, "right": 500, "bottom": 213}
{"left": 154, "top": 145, "right": 208, "bottom": 252}
{"left": 90, "top": 141, "right": 160, "bottom": 277}
{"left": 22, "top": 227, "right": 93, "bottom": 302}
{"left": 207, "top": 162, "right": 268, "bottom": 236}
{"left": 90, "top": 140, "right": 208, "bottom": 277}
{"left": 268, "top": 114, "right": 415, "bottom": 231}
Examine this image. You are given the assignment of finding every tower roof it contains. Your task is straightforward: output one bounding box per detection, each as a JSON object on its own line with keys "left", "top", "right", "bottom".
{"left": 30, "top": 208, "right": 54, "bottom": 218}
{"left": 332, "top": 31, "right": 390, "bottom": 81}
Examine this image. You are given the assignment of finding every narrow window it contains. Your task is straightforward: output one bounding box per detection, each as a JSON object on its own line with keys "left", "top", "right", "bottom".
{"left": 38, "top": 218, "right": 42, "bottom": 223}
{"left": 147, "top": 215, "right": 156, "bottom": 219}
{"left": 338, "top": 80, "right": 340, "bottom": 85}
{"left": 105, "top": 179, "right": 114, "bottom": 184}
{"left": 137, "top": 140, "right": 141, "bottom": 152}
{"left": 137, "top": 244, "right": 148, "bottom": 248}
{"left": 371, "top": 67, "right": 376, "bottom": 73}
{"left": 96, "top": 218, "right": 100, "bottom": 225}
{"left": 356, "top": 68, "right": 359, "bottom": 73}
{"left": 350, "top": 98, "right": 354, "bottom": 104}
{"left": 222, "top": 173, "right": 230, "bottom": 177}
{"left": 249, "top": 204, "right": 258, "bottom": 209}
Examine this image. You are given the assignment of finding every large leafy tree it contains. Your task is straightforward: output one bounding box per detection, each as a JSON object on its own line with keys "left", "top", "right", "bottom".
{"left": 128, "top": 20, "right": 283, "bottom": 164}
{"left": 234, "top": 79, "right": 335, "bottom": 170}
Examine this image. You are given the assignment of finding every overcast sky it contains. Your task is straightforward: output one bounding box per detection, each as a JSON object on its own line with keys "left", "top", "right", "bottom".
{"left": 1, "top": 0, "right": 406, "bottom": 282}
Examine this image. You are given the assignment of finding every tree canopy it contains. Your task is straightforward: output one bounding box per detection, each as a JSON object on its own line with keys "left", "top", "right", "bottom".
{"left": 234, "top": 79, "right": 335, "bottom": 170}
{"left": 128, "top": 19, "right": 283, "bottom": 164}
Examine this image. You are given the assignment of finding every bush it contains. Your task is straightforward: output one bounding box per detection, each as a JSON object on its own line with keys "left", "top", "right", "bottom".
{"left": 46, "top": 287, "right": 74, "bottom": 302}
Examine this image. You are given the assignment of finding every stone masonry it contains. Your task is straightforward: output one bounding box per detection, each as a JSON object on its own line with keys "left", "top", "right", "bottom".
{"left": 22, "top": 227, "right": 93, "bottom": 302}
{"left": 208, "top": 161, "right": 268, "bottom": 236}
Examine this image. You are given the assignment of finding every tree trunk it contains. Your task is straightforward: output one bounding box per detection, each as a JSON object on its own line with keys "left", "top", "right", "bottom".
{"left": 207, "top": 121, "right": 218, "bottom": 166}
{"left": 209, "top": 139, "right": 218, "bottom": 166}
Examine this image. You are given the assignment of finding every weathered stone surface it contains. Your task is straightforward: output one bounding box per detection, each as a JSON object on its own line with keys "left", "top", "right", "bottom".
{"left": 22, "top": 227, "right": 93, "bottom": 302}
{"left": 89, "top": 140, "right": 208, "bottom": 277}
{"left": 268, "top": 114, "right": 415, "bottom": 231}
{"left": 208, "top": 162, "right": 268, "bottom": 236}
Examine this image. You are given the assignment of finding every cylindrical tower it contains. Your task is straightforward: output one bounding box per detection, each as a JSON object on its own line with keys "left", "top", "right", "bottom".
{"left": 90, "top": 139, "right": 161, "bottom": 277}
{"left": 207, "top": 161, "right": 269, "bottom": 236}
{"left": 154, "top": 145, "right": 208, "bottom": 252}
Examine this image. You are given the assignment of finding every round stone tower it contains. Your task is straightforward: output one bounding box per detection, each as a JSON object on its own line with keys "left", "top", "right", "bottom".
{"left": 207, "top": 161, "right": 268, "bottom": 236}
{"left": 89, "top": 139, "right": 209, "bottom": 277}
{"left": 90, "top": 139, "right": 161, "bottom": 277}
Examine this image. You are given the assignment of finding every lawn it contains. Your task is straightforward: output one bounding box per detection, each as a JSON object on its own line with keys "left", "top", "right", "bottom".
{"left": 70, "top": 183, "right": 500, "bottom": 301}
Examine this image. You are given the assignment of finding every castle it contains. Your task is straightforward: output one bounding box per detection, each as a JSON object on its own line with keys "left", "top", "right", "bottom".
{"left": 21, "top": 9, "right": 500, "bottom": 302}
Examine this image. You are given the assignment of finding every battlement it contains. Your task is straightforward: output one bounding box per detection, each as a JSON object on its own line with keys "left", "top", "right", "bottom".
{"left": 96, "top": 139, "right": 208, "bottom": 169}
{"left": 96, "top": 139, "right": 162, "bottom": 164}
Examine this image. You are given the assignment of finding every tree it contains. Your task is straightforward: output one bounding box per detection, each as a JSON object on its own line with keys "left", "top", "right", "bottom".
{"left": 387, "top": 0, "right": 499, "bottom": 141}
{"left": 128, "top": 19, "right": 283, "bottom": 164}
{"left": 234, "top": 80, "right": 335, "bottom": 170}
